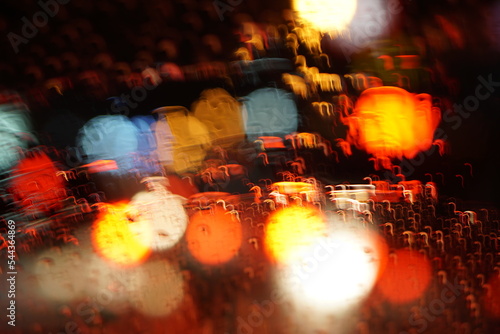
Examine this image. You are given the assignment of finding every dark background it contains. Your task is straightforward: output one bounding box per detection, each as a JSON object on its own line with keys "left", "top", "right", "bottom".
{"left": 0, "top": 0, "right": 499, "bottom": 207}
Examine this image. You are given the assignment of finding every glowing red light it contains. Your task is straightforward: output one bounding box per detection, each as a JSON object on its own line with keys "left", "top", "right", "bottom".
{"left": 377, "top": 249, "right": 432, "bottom": 304}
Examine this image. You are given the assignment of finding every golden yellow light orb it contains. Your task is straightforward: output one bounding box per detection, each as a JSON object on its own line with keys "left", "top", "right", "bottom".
{"left": 264, "top": 205, "right": 327, "bottom": 264}
{"left": 92, "top": 202, "right": 151, "bottom": 267}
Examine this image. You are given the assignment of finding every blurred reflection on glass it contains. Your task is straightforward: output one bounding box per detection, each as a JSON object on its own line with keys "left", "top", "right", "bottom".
{"left": 345, "top": 86, "right": 440, "bottom": 161}
{"left": 242, "top": 88, "right": 298, "bottom": 140}
{"left": 82, "top": 159, "right": 119, "bottom": 173}
{"left": 76, "top": 115, "right": 139, "bottom": 172}
{"left": 0, "top": 101, "right": 36, "bottom": 172}
{"left": 376, "top": 249, "right": 432, "bottom": 304}
{"left": 34, "top": 246, "right": 87, "bottom": 303}
{"left": 264, "top": 205, "right": 327, "bottom": 264}
{"left": 186, "top": 206, "right": 242, "bottom": 265}
{"left": 152, "top": 106, "right": 211, "bottom": 174}
{"left": 272, "top": 222, "right": 387, "bottom": 333}
{"left": 127, "top": 177, "right": 188, "bottom": 251}
{"left": 192, "top": 88, "right": 245, "bottom": 147}
{"left": 130, "top": 115, "right": 162, "bottom": 176}
{"left": 293, "top": 0, "right": 357, "bottom": 34}
{"left": 123, "top": 259, "right": 185, "bottom": 317}
{"left": 84, "top": 256, "right": 185, "bottom": 317}
{"left": 92, "top": 202, "right": 151, "bottom": 267}
{"left": 10, "top": 152, "right": 66, "bottom": 217}
{"left": 483, "top": 274, "right": 500, "bottom": 319}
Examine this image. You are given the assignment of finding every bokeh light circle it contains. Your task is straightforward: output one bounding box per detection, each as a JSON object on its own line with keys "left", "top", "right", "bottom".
{"left": 293, "top": 0, "right": 357, "bottom": 34}
{"left": 273, "top": 225, "right": 388, "bottom": 313}
{"left": 127, "top": 190, "right": 188, "bottom": 251}
{"left": 265, "top": 205, "right": 327, "bottom": 264}
{"left": 376, "top": 249, "right": 432, "bottom": 304}
{"left": 91, "top": 202, "right": 151, "bottom": 267}
{"left": 186, "top": 207, "right": 243, "bottom": 265}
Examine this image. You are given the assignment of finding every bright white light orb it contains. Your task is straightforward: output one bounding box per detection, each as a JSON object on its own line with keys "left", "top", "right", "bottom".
{"left": 293, "top": 0, "right": 358, "bottom": 34}
{"left": 127, "top": 189, "right": 188, "bottom": 251}
{"left": 275, "top": 227, "right": 382, "bottom": 313}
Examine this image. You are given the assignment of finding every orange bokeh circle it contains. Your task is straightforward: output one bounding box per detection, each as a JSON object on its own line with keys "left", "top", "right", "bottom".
{"left": 347, "top": 86, "right": 440, "bottom": 160}
{"left": 186, "top": 207, "right": 243, "bottom": 265}
{"left": 376, "top": 249, "right": 432, "bottom": 304}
